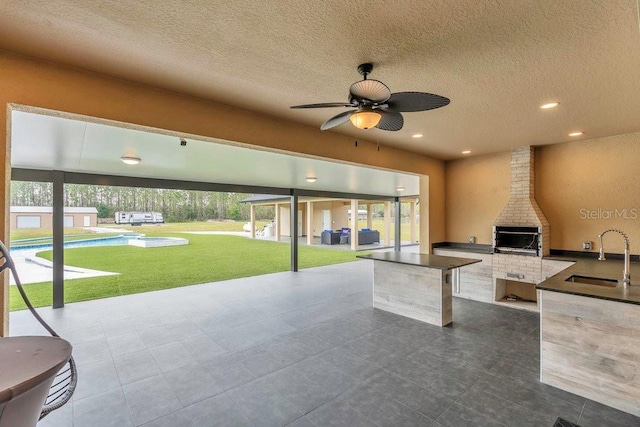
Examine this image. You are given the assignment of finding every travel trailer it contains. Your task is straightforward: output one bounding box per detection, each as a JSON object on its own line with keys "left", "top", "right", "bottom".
{"left": 114, "top": 211, "right": 164, "bottom": 225}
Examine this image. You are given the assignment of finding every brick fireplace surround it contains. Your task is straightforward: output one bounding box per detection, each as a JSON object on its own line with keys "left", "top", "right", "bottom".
{"left": 493, "top": 146, "right": 551, "bottom": 303}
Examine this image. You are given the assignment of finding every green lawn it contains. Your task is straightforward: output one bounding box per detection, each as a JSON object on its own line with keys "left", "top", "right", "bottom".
{"left": 10, "top": 218, "right": 415, "bottom": 242}
{"left": 10, "top": 233, "right": 367, "bottom": 311}
{"left": 75, "top": 218, "right": 415, "bottom": 240}
{"left": 98, "top": 220, "right": 270, "bottom": 234}
{"left": 10, "top": 221, "right": 270, "bottom": 242}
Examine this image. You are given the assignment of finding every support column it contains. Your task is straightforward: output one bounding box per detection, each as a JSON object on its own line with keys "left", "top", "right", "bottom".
{"left": 1, "top": 189, "right": 8, "bottom": 335}
{"left": 410, "top": 200, "right": 417, "bottom": 243}
{"left": 350, "top": 199, "right": 359, "bottom": 250}
{"left": 366, "top": 204, "right": 372, "bottom": 229}
{"left": 250, "top": 204, "right": 256, "bottom": 239}
{"left": 53, "top": 170, "right": 64, "bottom": 309}
{"left": 419, "top": 175, "right": 431, "bottom": 254}
{"left": 384, "top": 201, "right": 392, "bottom": 246}
{"left": 394, "top": 197, "right": 401, "bottom": 251}
{"left": 306, "top": 201, "right": 313, "bottom": 245}
{"left": 290, "top": 195, "right": 298, "bottom": 272}
{"left": 275, "top": 203, "right": 281, "bottom": 242}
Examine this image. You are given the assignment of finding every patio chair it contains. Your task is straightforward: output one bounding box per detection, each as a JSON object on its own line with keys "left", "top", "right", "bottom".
{"left": 339, "top": 227, "right": 351, "bottom": 244}
{"left": 0, "top": 241, "right": 77, "bottom": 421}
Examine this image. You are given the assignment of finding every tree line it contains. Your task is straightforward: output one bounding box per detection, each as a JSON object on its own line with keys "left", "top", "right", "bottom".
{"left": 10, "top": 181, "right": 275, "bottom": 222}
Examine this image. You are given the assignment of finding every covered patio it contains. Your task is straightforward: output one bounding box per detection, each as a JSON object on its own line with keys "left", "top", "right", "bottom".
{"left": 242, "top": 195, "right": 420, "bottom": 250}
{"left": 7, "top": 107, "right": 425, "bottom": 313}
{"left": 11, "top": 258, "right": 635, "bottom": 426}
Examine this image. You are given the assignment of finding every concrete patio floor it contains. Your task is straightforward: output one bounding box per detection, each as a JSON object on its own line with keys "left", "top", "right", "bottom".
{"left": 9, "top": 260, "right": 639, "bottom": 427}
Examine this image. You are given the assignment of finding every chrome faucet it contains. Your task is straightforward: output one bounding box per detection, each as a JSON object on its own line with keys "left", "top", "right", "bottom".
{"left": 598, "top": 228, "right": 631, "bottom": 286}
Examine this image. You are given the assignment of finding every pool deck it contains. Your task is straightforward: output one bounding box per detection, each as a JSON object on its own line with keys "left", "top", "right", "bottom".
{"left": 10, "top": 248, "right": 118, "bottom": 285}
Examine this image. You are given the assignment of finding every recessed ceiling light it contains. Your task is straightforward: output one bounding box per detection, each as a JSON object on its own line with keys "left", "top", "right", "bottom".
{"left": 540, "top": 102, "right": 559, "bottom": 109}
{"left": 568, "top": 131, "right": 584, "bottom": 137}
{"left": 305, "top": 176, "right": 317, "bottom": 183}
{"left": 462, "top": 150, "right": 471, "bottom": 154}
{"left": 396, "top": 186, "right": 405, "bottom": 191}
{"left": 120, "top": 156, "right": 141, "bottom": 165}
{"left": 412, "top": 133, "right": 423, "bottom": 138}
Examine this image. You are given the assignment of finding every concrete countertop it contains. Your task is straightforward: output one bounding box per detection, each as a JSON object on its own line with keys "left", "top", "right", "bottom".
{"left": 537, "top": 255, "right": 640, "bottom": 305}
{"left": 357, "top": 252, "right": 481, "bottom": 270}
{"left": 432, "top": 243, "right": 640, "bottom": 304}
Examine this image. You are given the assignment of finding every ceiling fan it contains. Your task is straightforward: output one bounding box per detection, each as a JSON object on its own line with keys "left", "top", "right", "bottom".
{"left": 291, "top": 63, "right": 450, "bottom": 131}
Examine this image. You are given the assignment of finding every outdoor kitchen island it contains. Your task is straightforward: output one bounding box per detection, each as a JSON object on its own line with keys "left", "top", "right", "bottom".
{"left": 357, "top": 252, "right": 481, "bottom": 327}
{"left": 536, "top": 258, "right": 640, "bottom": 417}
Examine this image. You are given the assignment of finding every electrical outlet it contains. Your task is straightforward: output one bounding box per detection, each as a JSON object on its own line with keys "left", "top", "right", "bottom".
{"left": 582, "top": 241, "right": 592, "bottom": 250}
{"left": 468, "top": 236, "right": 476, "bottom": 244}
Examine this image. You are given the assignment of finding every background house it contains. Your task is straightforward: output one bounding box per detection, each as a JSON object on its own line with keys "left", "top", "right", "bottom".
{"left": 10, "top": 206, "right": 98, "bottom": 230}
{"left": 241, "top": 195, "right": 419, "bottom": 247}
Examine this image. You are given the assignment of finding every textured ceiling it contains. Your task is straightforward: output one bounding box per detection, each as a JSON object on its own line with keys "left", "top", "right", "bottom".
{"left": 1, "top": 1, "right": 640, "bottom": 159}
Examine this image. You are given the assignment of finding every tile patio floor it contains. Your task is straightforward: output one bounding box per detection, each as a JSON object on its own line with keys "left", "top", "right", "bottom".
{"left": 9, "top": 260, "right": 640, "bottom": 427}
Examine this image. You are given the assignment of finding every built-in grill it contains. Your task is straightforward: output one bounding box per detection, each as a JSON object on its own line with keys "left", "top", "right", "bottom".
{"left": 493, "top": 226, "right": 541, "bottom": 256}
{"left": 493, "top": 146, "right": 550, "bottom": 257}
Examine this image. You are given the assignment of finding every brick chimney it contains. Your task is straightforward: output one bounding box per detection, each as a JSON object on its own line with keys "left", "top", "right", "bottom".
{"left": 494, "top": 146, "right": 550, "bottom": 256}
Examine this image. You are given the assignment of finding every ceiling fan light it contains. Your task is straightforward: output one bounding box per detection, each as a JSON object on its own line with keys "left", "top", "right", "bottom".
{"left": 120, "top": 156, "right": 141, "bottom": 165}
{"left": 350, "top": 111, "right": 381, "bottom": 129}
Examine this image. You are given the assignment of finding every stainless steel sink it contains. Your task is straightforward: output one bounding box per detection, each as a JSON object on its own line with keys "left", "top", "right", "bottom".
{"left": 565, "top": 275, "right": 618, "bottom": 287}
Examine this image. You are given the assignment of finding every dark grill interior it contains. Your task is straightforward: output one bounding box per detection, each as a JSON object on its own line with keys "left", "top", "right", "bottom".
{"left": 493, "top": 226, "right": 540, "bottom": 256}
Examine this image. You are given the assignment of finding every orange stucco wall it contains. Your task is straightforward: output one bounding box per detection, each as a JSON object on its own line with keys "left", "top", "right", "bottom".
{"left": 310, "top": 200, "right": 350, "bottom": 236}
{"left": 536, "top": 133, "right": 640, "bottom": 253}
{"left": 0, "top": 50, "right": 445, "bottom": 335}
{"left": 445, "top": 134, "right": 640, "bottom": 253}
{"left": 444, "top": 151, "right": 510, "bottom": 244}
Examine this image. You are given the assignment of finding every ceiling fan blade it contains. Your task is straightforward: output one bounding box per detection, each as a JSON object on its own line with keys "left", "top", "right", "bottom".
{"left": 375, "top": 110, "right": 404, "bottom": 131}
{"left": 385, "top": 92, "right": 450, "bottom": 112}
{"left": 320, "top": 110, "right": 355, "bottom": 130}
{"left": 290, "top": 102, "right": 353, "bottom": 109}
{"left": 349, "top": 79, "right": 391, "bottom": 103}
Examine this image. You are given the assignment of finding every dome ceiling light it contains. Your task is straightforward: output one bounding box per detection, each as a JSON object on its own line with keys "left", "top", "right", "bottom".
{"left": 120, "top": 156, "right": 141, "bottom": 165}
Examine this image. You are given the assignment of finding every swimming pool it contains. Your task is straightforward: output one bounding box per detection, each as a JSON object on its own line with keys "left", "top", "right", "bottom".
{"left": 10, "top": 235, "right": 142, "bottom": 253}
